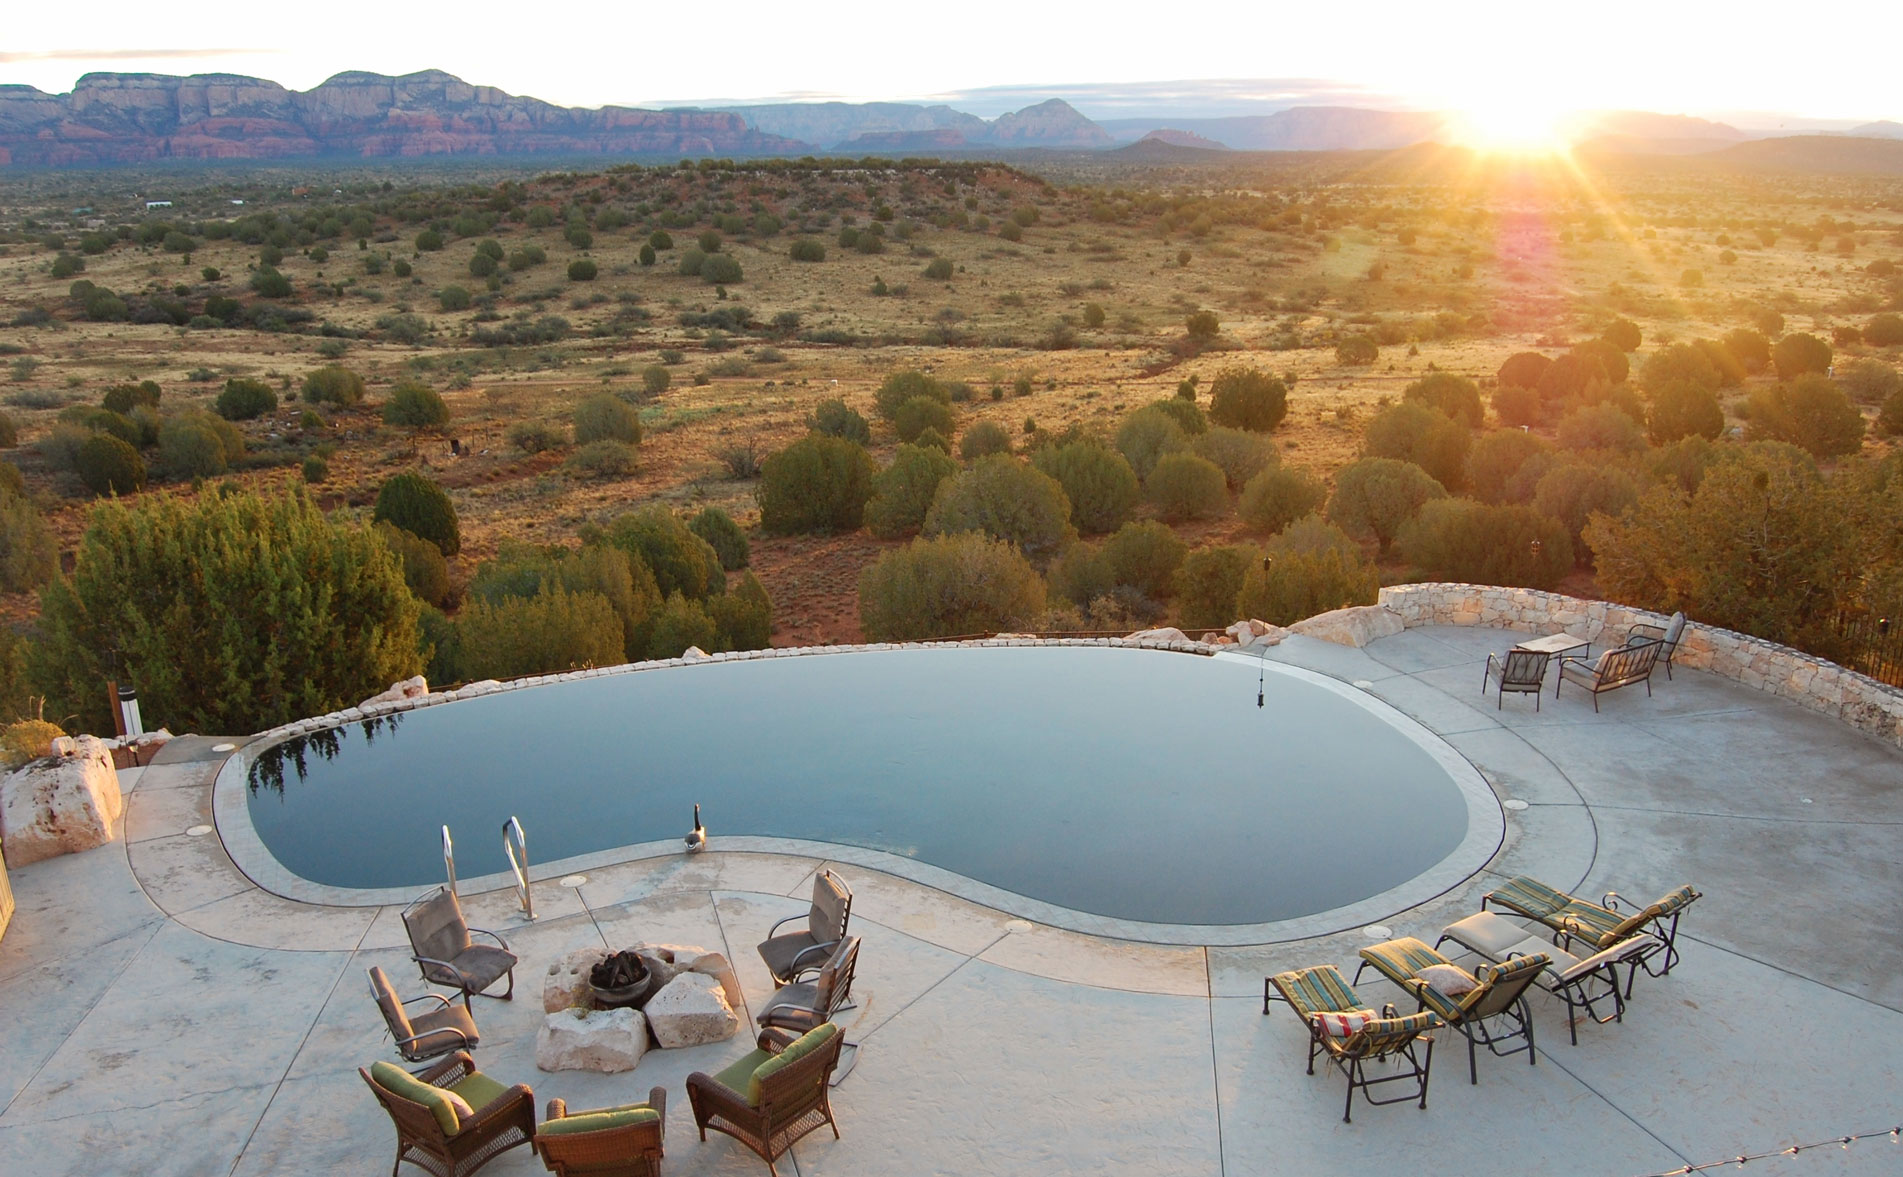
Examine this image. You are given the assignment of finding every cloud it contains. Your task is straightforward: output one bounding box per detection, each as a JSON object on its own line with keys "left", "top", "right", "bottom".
{"left": 0, "top": 48, "right": 275, "bottom": 64}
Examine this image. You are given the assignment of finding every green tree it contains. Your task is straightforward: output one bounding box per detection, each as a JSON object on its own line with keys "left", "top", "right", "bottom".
{"left": 646, "top": 593, "right": 721, "bottom": 659}
{"left": 958, "top": 420, "right": 1013, "bottom": 462}
{"left": 1396, "top": 499, "right": 1573, "bottom": 589}
{"left": 641, "top": 365, "right": 671, "bottom": 397}
{"left": 1100, "top": 521, "right": 1187, "bottom": 599}
{"left": 866, "top": 443, "right": 959, "bottom": 539}
{"left": 1334, "top": 334, "right": 1378, "bottom": 365}
{"left": 1465, "top": 430, "right": 1551, "bottom": 504}
{"left": 374, "top": 521, "right": 452, "bottom": 608}
{"left": 858, "top": 533, "right": 1046, "bottom": 641}
{"left": 1327, "top": 457, "right": 1447, "bottom": 554}
{"left": 1207, "top": 367, "right": 1289, "bottom": 432}
{"left": 1185, "top": 310, "right": 1220, "bottom": 341}
{"left": 383, "top": 381, "right": 451, "bottom": 429}
{"left": 75, "top": 435, "right": 145, "bottom": 496}
{"left": 574, "top": 394, "right": 642, "bottom": 446}
{"left": 708, "top": 572, "right": 773, "bottom": 651}
{"left": 923, "top": 455, "right": 1075, "bottom": 567}
{"left": 687, "top": 507, "right": 749, "bottom": 571}
{"left": 1771, "top": 332, "right": 1832, "bottom": 380}
{"left": 301, "top": 366, "right": 365, "bottom": 406}
{"left": 1722, "top": 328, "right": 1771, "bottom": 373}
{"left": 158, "top": 411, "right": 243, "bottom": 479}
{"left": 31, "top": 487, "right": 421, "bottom": 733}
{"left": 1402, "top": 372, "right": 1485, "bottom": 427}
{"left": 1864, "top": 313, "right": 1903, "bottom": 347}
{"left": 456, "top": 586, "right": 624, "bottom": 680}
{"left": 1602, "top": 318, "right": 1643, "bottom": 352}
{"left": 1145, "top": 452, "right": 1228, "bottom": 522}
{"left": 416, "top": 229, "right": 444, "bottom": 251}
{"left": 701, "top": 255, "right": 743, "bottom": 284}
{"left": 0, "top": 493, "right": 57, "bottom": 593}
{"left": 102, "top": 380, "right": 161, "bottom": 416}
{"left": 1362, "top": 401, "right": 1472, "bottom": 490}
{"left": 568, "top": 259, "right": 599, "bottom": 282}
{"left": 469, "top": 540, "right": 661, "bottom": 661}
{"left": 757, "top": 434, "right": 877, "bottom": 535}
{"left": 1115, "top": 405, "right": 1188, "bottom": 480}
{"left": 1192, "top": 427, "right": 1275, "bottom": 490}
{"left": 603, "top": 506, "right": 725, "bottom": 599}
{"left": 1646, "top": 381, "right": 1726, "bottom": 444}
{"left": 1234, "top": 545, "right": 1379, "bottom": 626}
{"left": 439, "top": 285, "right": 472, "bottom": 311}
{"left": 1533, "top": 463, "right": 1638, "bottom": 555}
{"left": 1745, "top": 375, "right": 1866, "bottom": 458}
{"left": 1031, "top": 442, "right": 1140, "bottom": 535}
{"left": 1557, "top": 403, "right": 1647, "bottom": 454}
{"left": 810, "top": 398, "right": 871, "bottom": 444}
{"left": 789, "top": 239, "right": 826, "bottom": 262}
{"left": 1496, "top": 352, "right": 1553, "bottom": 389}
{"left": 1176, "top": 544, "right": 1261, "bottom": 630}
{"left": 373, "top": 471, "right": 460, "bottom": 556}
{"left": 873, "top": 370, "right": 947, "bottom": 419}
{"left": 894, "top": 395, "right": 955, "bottom": 444}
{"left": 215, "top": 378, "right": 277, "bottom": 421}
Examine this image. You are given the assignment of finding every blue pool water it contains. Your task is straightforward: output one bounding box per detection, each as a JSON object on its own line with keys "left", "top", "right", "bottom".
{"left": 244, "top": 646, "right": 1473, "bottom": 925}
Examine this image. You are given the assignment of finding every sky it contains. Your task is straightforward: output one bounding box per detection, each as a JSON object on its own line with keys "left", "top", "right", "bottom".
{"left": 3, "top": 1, "right": 1899, "bottom": 127}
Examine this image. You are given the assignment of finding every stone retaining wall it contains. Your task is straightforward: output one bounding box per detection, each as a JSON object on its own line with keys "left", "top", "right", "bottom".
{"left": 1379, "top": 583, "right": 1903, "bottom": 750}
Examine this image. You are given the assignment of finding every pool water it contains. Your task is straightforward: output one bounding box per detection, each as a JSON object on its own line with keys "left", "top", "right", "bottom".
{"left": 245, "top": 646, "right": 1474, "bottom": 925}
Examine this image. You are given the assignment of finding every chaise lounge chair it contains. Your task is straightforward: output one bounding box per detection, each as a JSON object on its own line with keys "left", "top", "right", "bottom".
{"left": 1483, "top": 875, "right": 1699, "bottom": 990}
{"left": 534, "top": 1087, "right": 667, "bottom": 1177}
{"left": 758, "top": 870, "right": 852, "bottom": 988}
{"left": 1356, "top": 937, "right": 1548, "bottom": 1085}
{"left": 1264, "top": 964, "right": 1439, "bottom": 1123}
{"left": 1435, "top": 911, "right": 1661, "bottom": 1044}
{"left": 686, "top": 1023, "right": 845, "bottom": 1175}
{"left": 368, "top": 965, "right": 481, "bottom": 1064}
{"left": 403, "top": 887, "right": 520, "bottom": 1008}
{"left": 361, "top": 1050, "right": 535, "bottom": 1177}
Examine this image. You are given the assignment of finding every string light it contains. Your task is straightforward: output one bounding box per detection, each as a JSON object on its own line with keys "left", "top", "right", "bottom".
{"left": 1629, "top": 1126, "right": 1899, "bottom": 1177}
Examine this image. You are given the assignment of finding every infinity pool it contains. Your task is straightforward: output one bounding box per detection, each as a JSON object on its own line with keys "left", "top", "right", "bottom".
{"left": 244, "top": 646, "right": 1479, "bottom": 926}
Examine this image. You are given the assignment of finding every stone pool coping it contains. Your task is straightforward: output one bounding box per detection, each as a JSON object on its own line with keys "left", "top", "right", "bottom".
{"left": 212, "top": 639, "right": 1504, "bottom": 947}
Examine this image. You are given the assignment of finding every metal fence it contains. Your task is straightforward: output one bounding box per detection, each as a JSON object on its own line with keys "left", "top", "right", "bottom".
{"left": 1831, "top": 612, "right": 1903, "bottom": 687}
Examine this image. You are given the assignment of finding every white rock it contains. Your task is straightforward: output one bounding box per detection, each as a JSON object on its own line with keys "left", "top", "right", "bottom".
{"left": 1125, "top": 626, "right": 1190, "bottom": 643}
{"left": 681, "top": 646, "right": 710, "bottom": 661}
{"left": 535, "top": 1006, "right": 647, "bottom": 1073}
{"left": 357, "top": 675, "right": 430, "bottom": 710}
{"left": 643, "top": 972, "right": 740, "bottom": 1048}
{"left": 0, "top": 735, "right": 124, "bottom": 866}
{"left": 543, "top": 947, "right": 608, "bottom": 1014}
{"left": 685, "top": 950, "right": 745, "bottom": 1011}
{"left": 1290, "top": 605, "right": 1404, "bottom": 648}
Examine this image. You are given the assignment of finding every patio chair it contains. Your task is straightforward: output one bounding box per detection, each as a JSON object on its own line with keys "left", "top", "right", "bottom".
{"left": 534, "top": 1087, "right": 667, "bottom": 1177}
{"left": 1556, "top": 640, "right": 1662, "bottom": 710}
{"left": 1356, "top": 937, "right": 1548, "bottom": 1085}
{"left": 686, "top": 1023, "right": 845, "bottom": 1176}
{"left": 1435, "top": 911, "right": 1662, "bottom": 1044}
{"left": 1484, "top": 876, "right": 1700, "bottom": 991}
{"left": 758, "top": 870, "right": 852, "bottom": 988}
{"left": 360, "top": 1050, "right": 535, "bottom": 1177}
{"left": 403, "top": 887, "right": 519, "bottom": 1008}
{"left": 1482, "top": 647, "right": 1552, "bottom": 710}
{"left": 756, "top": 935, "right": 859, "bottom": 1036}
{"left": 1263, "top": 964, "right": 1439, "bottom": 1123}
{"left": 369, "top": 965, "right": 481, "bottom": 1063}
{"left": 1627, "top": 611, "right": 1688, "bottom": 679}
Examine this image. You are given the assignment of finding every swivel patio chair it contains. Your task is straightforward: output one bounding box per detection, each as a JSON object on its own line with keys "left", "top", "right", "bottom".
{"left": 361, "top": 1051, "right": 535, "bottom": 1177}
{"left": 758, "top": 870, "right": 852, "bottom": 988}
{"left": 756, "top": 935, "right": 859, "bottom": 1037}
{"left": 1483, "top": 876, "right": 1699, "bottom": 990}
{"left": 1482, "top": 647, "right": 1553, "bottom": 709}
{"left": 403, "top": 887, "right": 519, "bottom": 1008}
{"left": 686, "top": 1023, "right": 845, "bottom": 1176}
{"left": 1356, "top": 937, "right": 1548, "bottom": 1085}
{"left": 1627, "top": 611, "right": 1689, "bottom": 679}
{"left": 368, "top": 965, "right": 481, "bottom": 1064}
{"left": 534, "top": 1087, "right": 667, "bottom": 1177}
{"left": 1435, "top": 911, "right": 1662, "bottom": 1044}
{"left": 1264, "top": 964, "right": 1439, "bottom": 1123}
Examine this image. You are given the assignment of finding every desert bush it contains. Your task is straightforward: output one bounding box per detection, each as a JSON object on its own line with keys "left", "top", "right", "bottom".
{"left": 1397, "top": 499, "right": 1573, "bottom": 589}
{"left": 1402, "top": 372, "right": 1484, "bottom": 427}
{"left": 1207, "top": 367, "right": 1288, "bottom": 432}
{"left": 302, "top": 455, "right": 328, "bottom": 483}
{"left": 1192, "top": 427, "right": 1274, "bottom": 490}
{"left": 1838, "top": 358, "right": 1901, "bottom": 405}
{"left": 102, "top": 380, "right": 161, "bottom": 416}
{"left": 873, "top": 370, "right": 948, "bottom": 419}
{"left": 383, "top": 381, "right": 450, "bottom": 429}
{"left": 565, "top": 440, "right": 640, "bottom": 478}
{"left": 1745, "top": 376, "right": 1866, "bottom": 458}
{"left": 1864, "top": 313, "right": 1903, "bottom": 347}
{"left": 959, "top": 419, "right": 1012, "bottom": 461}
{"left": 507, "top": 420, "right": 567, "bottom": 453}
{"left": 1491, "top": 383, "right": 1543, "bottom": 428}
{"left": 1, "top": 719, "right": 65, "bottom": 767}
{"left": 858, "top": 533, "right": 1046, "bottom": 641}
{"left": 157, "top": 411, "right": 243, "bottom": 479}
{"left": 1115, "top": 405, "right": 1188, "bottom": 480}
{"left": 1046, "top": 543, "right": 1115, "bottom": 608}
{"left": 1176, "top": 544, "right": 1261, "bottom": 630}
{"left": 1101, "top": 520, "right": 1188, "bottom": 599}
{"left": 1145, "top": 453, "right": 1228, "bottom": 522}
{"left": 1533, "top": 463, "right": 1639, "bottom": 555}
{"left": 439, "top": 285, "right": 472, "bottom": 311}
{"left": 574, "top": 394, "right": 642, "bottom": 446}
{"left": 374, "top": 521, "right": 452, "bottom": 608}
{"left": 810, "top": 398, "right": 871, "bottom": 444}
{"left": 1772, "top": 332, "right": 1832, "bottom": 380}
{"left": 0, "top": 494, "right": 57, "bottom": 593}
{"left": 1363, "top": 401, "right": 1471, "bottom": 490}
{"left": 1465, "top": 430, "right": 1550, "bottom": 504}
{"left": 1147, "top": 398, "right": 1207, "bottom": 436}
{"left": 923, "top": 455, "right": 1075, "bottom": 567}
{"left": 215, "top": 377, "right": 276, "bottom": 421}
{"left": 789, "top": 239, "right": 826, "bottom": 262}
{"left": 604, "top": 506, "right": 725, "bottom": 599}
{"left": 0, "top": 411, "right": 16, "bottom": 448}
{"left": 1234, "top": 545, "right": 1379, "bottom": 626}
{"left": 1497, "top": 352, "right": 1553, "bottom": 390}
{"left": 687, "top": 507, "right": 750, "bottom": 571}
{"left": 1557, "top": 403, "right": 1647, "bottom": 454}
{"left": 301, "top": 366, "right": 364, "bottom": 406}
{"left": 1327, "top": 457, "right": 1446, "bottom": 553}
{"left": 1572, "top": 338, "right": 1631, "bottom": 386}
{"left": 1238, "top": 465, "right": 1325, "bottom": 536}
{"left": 923, "top": 258, "right": 954, "bottom": 280}
{"left": 1722, "top": 328, "right": 1771, "bottom": 373}
{"left": 715, "top": 439, "right": 763, "bottom": 480}
{"left": 644, "top": 593, "right": 721, "bottom": 659}
{"left": 470, "top": 540, "right": 660, "bottom": 661}
{"left": 1031, "top": 441, "right": 1140, "bottom": 534}
{"left": 456, "top": 586, "right": 624, "bottom": 679}
{"left": 866, "top": 443, "right": 959, "bottom": 539}
{"left": 1185, "top": 310, "right": 1220, "bottom": 340}
{"left": 678, "top": 249, "right": 706, "bottom": 276}
{"left": 1877, "top": 389, "right": 1903, "bottom": 437}
{"left": 1603, "top": 318, "right": 1643, "bottom": 352}
{"left": 894, "top": 395, "right": 955, "bottom": 444}
{"left": 1646, "top": 381, "right": 1726, "bottom": 444}
{"left": 701, "top": 254, "right": 744, "bottom": 285}
{"left": 1335, "top": 335, "right": 1378, "bottom": 366}
{"left": 707, "top": 572, "right": 773, "bottom": 651}
{"left": 76, "top": 434, "right": 145, "bottom": 495}
{"left": 641, "top": 365, "right": 671, "bottom": 396}
{"left": 373, "top": 471, "right": 460, "bottom": 556}
{"left": 757, "top": 434, "right": 877, "bottom": 535}
{"left": 567, "top": 259, "right": 598, "bottom": 282}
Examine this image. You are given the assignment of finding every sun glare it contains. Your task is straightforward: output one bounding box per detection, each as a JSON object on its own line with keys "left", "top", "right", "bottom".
{"left": 1449, "top": 103, "right": 1572, "bottom": 155}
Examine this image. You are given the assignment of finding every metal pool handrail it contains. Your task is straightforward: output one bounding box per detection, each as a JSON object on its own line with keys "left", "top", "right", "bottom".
{"left": 503, "top": 816, "right": 534, "bottom": 920}
{"left": 441, "top": 824, "right": 457, "bottom": 898}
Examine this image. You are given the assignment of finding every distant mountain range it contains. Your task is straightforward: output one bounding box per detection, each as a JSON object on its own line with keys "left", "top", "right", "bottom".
{"left": 1, "top": 69, "right": 1899, "bottom": 171}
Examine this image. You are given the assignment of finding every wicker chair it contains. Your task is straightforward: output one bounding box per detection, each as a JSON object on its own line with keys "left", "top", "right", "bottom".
{"left": 758, "top": 870, "right": 852, "bottom": 988}
{"left": 368, "top": 965, "right": 481, "bottom": 1063}
{"left": 1356, "top": 937, "right": 1549, "bottom": 1085}
{"left": 360, "top": 1051, "right": 535, "bottom": 1177}
{"left": 1484, "top": 875, "right": 1700, "bottom": 990}
{"left": 1264, "top": 964, "right": 1439, "bottom": 1123}
{"left": 402, "top": 887, "right": 519, "bottom": 1008}
{"left": 534, "top": 1087, "right": 666, "bottom": 1177}
{"left": 1482, "top": 648, "right": 1553, "bottom": 709}
{"left": 686, "top": 1023, "right": 844, "bottom": 1175}
{"left": 756, "top": 935, "right": 859, "bottom": 1035}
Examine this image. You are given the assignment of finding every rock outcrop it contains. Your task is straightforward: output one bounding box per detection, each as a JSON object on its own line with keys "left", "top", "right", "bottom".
{"left": 643, "top": 972, "right": 740, "bottom": 1048}
{"left": 1290, "top": 605, "right": 1406, "bottom": 648}
{"left": 535, "top": 1006, "right": 647, "bottom": 1073}
{"left": 0, "top": 735, "right": 125, "bottom": 866}
{"left": 359, "top": 676, "right": 429, "bottom": 709}
{"left": 543, "top": 947, "right": 608, "bottom": 1014}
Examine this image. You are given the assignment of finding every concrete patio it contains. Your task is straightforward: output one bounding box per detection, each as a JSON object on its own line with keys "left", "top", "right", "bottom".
{"left": 2, "top": 624, "right": 1899, "bottom": 1177}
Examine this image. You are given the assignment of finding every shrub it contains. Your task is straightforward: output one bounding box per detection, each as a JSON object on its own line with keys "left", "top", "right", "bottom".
{"left": 1572, "top": 338, "right": 1631, "bottom": 386}
{"left": 567, "top": 258, "right": 598, "bottom": 282}
{"left": 1602, "top": 318, "right": 1643, "bottom": 352}
{"left": 1397, "top": 499, "right": 1572, "bottom": 589}
{"left": 1862, "top": 313, "right": 1903, "bottom": 347}
{"left": 858, "top": 533, "right": 1046, "bottom": 641}
{"left": 1115, "top": 405, "right": 1188, "bottom": 480}
{"left": 1239, "top": 466, "right": 1325, "bottom": 536}
{"left": 789, "top": 239, "right": 826, "bottom": 262}
{"left": 302, "top": 454, "right": 328, "bottom": 483}
{"left": 1496, "top": 352, "right": 1553, "bottom": 389}
{"left": 1327, "top": 457, "right": 1446, "bottom": 553}
{"left": 1185, "top": 310, "right": 1220, "bottom": 340}
{"left": 1838, "top": 358, "right": 1901, "bottom": 406}
{"left": 1878, "top": 389, "right": 1903, "bottom": 438}
{"left": 158, "top": 411, "right": 243, "bottom": 478}
{"left": 1646, "top": 381, "right": 1726, "bottom": 444}
{"left": 0, "top": 493, "right": 57, "bottom": 593}
{"left": 923, "top": 455, "right": 1075, "bottom": 567}
{"left": 374, "top": 471, "right": 460, "bottom": 556}
{"left": 1771, "top": 332, "right": 1832, "bottom": 380}
{"left": 1334, "top": 334, "right": 1378, "bottom": 365}
{"left": 923, "top": 258, "right": 954, "bottom": 280}
{"left": 1100, "top": 520, "right": 1188, "bottom": 598}
{"left": 215, "top": 377, "right": 277, "bottom": 421}
{"left": 1745, "top": 376, "right": 1866, "bottom": 458}
{"left": 708, "top": 572, "right": 773, "bottom": 651}
{"left": 249, "top": 267, "right": 291, "bottom": 298}
{"left": 1722, "top": 328, "right": 1771, "bottom": 373}
{"left": 866, "top": 443, "right": 960, "bottom": 539}
{"left": 758, "top": 434, "right": 877, "bottom": 535}
{"left": 1147, "top": 397, "right": 1208, "bottom": 436}
{"left": 644, "top": 593, "right": 721, "bottom": 659}
{"left": 1402, "top": 372, "right": 1484, "bottom": 427}
{"left": 1145, "top": 453, "right": 1228, "bottom": 522}
{"left": 687, "top": 507, "right": 750, "bottom": 570}
{"left": 1193, "top": 427, "right": 1275, "bottom": 489}
{"left": 470, "top": 540, "right": 659, "bottom": 660}
{"left": 810, "top": 398, "right": 871, "bottom": 444}
{"left": 102, "top": 380, "right": 161, "bottom": 416}
{"left": 679, "top": 249, "right": 706, "bottom": 276}
{"left": 701, "top": 254, "right": 743, "bottom": 284}
{"left": 604, "top": 506, "right": 725, "bottom": 599}
{"left": 1031, "top": 442, "right": 1140, "bottom": 535}
{"left": 457, "top": 586, "right": 624, "bottom": 679}
{"left": 0, "top": 411, "right": 16, "bottom": 449}
{"left": 873, "top": 370, "right": 947, "bottom": 419}
{"left": 1234, "top": 545, "right": 1379, "bottom": 626}
{"left": 374, "top": 521, "right": 452, "bottom": 608}
{"left": 439, "top": 285, "right": 472, "bottom": 311}
{"left": 1363, "top": 401, "right": 1471, "bottom": 490}
{"left": 415, "top": 229, "right": 444, "bottom": 251}
{"left": 301, "top": 366, "right": 365, "bottom": 406}
{"left": 1465, "top": 430, "right": 1550, "bottom": 504}
{"left": 565, "top": 440, "right": 640, "bottom": 478}
{"left": 1, "top": 719, "right": 65, "bottom": 766}
{"left": 1207, "top": 367, "right": 1289, "bottom": 432}
{"left": 1533, "top": 463, "right": 1639, "bottom": 553}
{"left": 1176, "top": 544, "right": 1261, "bottom": 630}
{"left": 893, "top": 395, "right": 955, "bottom": 444}
{"left": 1046, "top": 542, "right": 1115, "bottom": 608}
{"left": 574, "top": 394, "right": 642, "bottom": 445}
{"left": 1491, "top": 383, "right": 1544, "bottom": 428}
{"left": 1557, "top": 403, "right": 1647, "bottom": 454}
{"left": 640, "top": 365, "right": 671, "bottom": 397}
{"left": 958, "top": 419, "right": 1012, "bottom": 461}
{"left": 383, "top": 381, "right": 450, "bottom": 428}
{"left": 76, "top": 434, "right": 145, "bottom": 495}
{"left": 507, "top": 420, "right": 567, "bottom": 453}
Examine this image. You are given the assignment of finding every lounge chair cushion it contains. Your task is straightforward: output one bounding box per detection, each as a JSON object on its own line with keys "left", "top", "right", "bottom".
{"left": 1313, "top": 1008, "right": 1378, "bottom": 1037}
{"left": 447, "top": 1071, "right": 509, "bottom": 1117}
{"left": 747, "top": 1022, "right": 839, "bottom": 1106}
{"left": 1591, "top": 649, "right": 1616, "bottom": 675}
{"left": 538, "top": 1104, "right": 661, "bottom": 1136}
{"left": 370, "top": 1060, "right": 474, "bottom": 1135}
{"left": 1416, "top": 963, "right": 1478, "bottom": 997}
{"left": 713, "top": 1048, "right": 772, "bottom": 1101}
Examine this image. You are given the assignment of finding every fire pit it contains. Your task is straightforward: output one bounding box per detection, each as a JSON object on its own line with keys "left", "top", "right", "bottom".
{"left": 589, "top": 950, "right": 656, "bottom": 1009}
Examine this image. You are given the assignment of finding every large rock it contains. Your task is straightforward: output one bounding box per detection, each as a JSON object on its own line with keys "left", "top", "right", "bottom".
{"left": 0, "top": 735, "right": 124, "bottom": 866}
{"left": 1125, "top": 627, "right": 1191, "bottom": 644}
{"left": 643, "top": 973, "right": 740, "bottom": 1048}
{"left": 543, "top": 947, "right": 608, "bottom": 1014}
{"left": 535, "top": 1006, "right": 647, "bottom": 1073}
{"left": 359, "top": 675, "right": 429, "bottom": 709}
{"left": 1290, "top": 605, "right": 1404, "bottom": 648}
{"left": 685, "top": 951, "right": 745, "bottom": 1011}
{"left": 1226, "top": 619, "right": 1289, "bottom": 649}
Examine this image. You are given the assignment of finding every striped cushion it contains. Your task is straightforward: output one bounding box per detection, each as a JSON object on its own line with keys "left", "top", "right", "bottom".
{"left": 1487, "top": 876, "right": 1571, "bottom": 920}
{"left": 1654, "top": 884, "right": 1700, "bottom": 916}
{"left": 1313, "top": 1008, "right": 1378, "bottom": 1037}
{"left": 1269, "top": 965, "right": 1363, "bottom": 1019}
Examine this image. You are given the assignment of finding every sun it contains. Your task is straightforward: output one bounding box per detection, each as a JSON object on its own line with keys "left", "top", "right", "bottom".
{"left": 1448, "top": 102, "right": 1573, "bottom": 154}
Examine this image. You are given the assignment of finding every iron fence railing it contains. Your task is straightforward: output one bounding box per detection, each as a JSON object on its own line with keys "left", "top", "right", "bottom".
{"left": 1830, "top": 612, "right": 1903, "bottom": 688}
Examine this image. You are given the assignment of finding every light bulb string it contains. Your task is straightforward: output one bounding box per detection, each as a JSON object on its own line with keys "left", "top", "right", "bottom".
{"left": 1630, "top": 1125, "right": 1900, "bottom": 1176}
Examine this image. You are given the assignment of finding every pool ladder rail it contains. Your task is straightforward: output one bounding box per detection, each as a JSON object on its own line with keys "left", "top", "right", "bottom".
{"left": 439, "top": 818, "right": 537, "bottom": 920}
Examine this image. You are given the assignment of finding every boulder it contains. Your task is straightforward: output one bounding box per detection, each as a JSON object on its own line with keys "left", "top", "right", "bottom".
{"left": 685, "top": 950, "right": 745, "bottom": 1011}
{"left": 0, "top": 735, "right": 124, "bottom": 866}
{"left": 358, "top": 675, "right": 429, "bottom": 709}
{"left": 681, "top": 646, "right": 710, "bottom": 661}
{"left": 643, "top": 972, "right": 740, "bottom": 1048}
{"left": 543, "top": 947, "right": 608, "bottom": 1013}
{"left": 1125, "top": 626, "right": 1190, "bottom": 643}
{"left": 535, "top": 1006, "right": 647, "bottom": 1073}
{"left": 1226, "top": 619, "right": 1290, "bottom": 649}
{"left": 1290, "top": 605, "right": 1404, "bottom": 648}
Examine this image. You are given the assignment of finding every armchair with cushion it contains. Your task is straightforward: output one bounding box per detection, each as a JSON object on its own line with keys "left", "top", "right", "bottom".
{"left": 534, "top": 1087, "right": 667, "bottom": 1177}
{"left": 1557, "top": 640, "right": 1661, "bottom": 710}
{"left": 369, "top": 965, "right": 481, "bottom": 1064}
{"left": 1627, "top": 611, "right": 1688, "bottom": 679}
{"left": 686, "top": 1023, "right": 844, "bottom": 1175}
{"left": 360, "top": 1051, "right": 535, "bottom": 1177}
{"left": 1482, "top": 648, "right": 1552, "bottom": 710}
{"left": 758, "top": 870, "right": 852, "bottom": 988}
{"left": 756, "top": 935, "right": 859, "bottom": 1036}
{"left": 403, "top": 887, "right": 519, "bottom": 1008}
{"left": 1263, "top": 964, "right": 1439, "bottom": 1123}
{"left": 1356, "top": 937, "right": 1548, "bottom": 1085}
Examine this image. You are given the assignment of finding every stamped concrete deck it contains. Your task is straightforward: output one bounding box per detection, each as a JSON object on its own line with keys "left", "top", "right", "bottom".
{"left": 2, "top": 626, "right": 1899, "bottom": 1177}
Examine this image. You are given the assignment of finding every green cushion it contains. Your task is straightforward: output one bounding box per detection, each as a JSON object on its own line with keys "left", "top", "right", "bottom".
{"left": 448, "top": 1071, "right": 509, "bottom": 1115}
{"left": 713, "top": 1049, "right": 771, "bottom": 1102}
{"left": 747, "top": 1023, "right": 839, "bottom": 1106}
{"left": 538, "top": 1105, "right": 660, "bottom": 1137}
{"left": 370, "top": 1061, "right": 471, "bottom": 1136}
